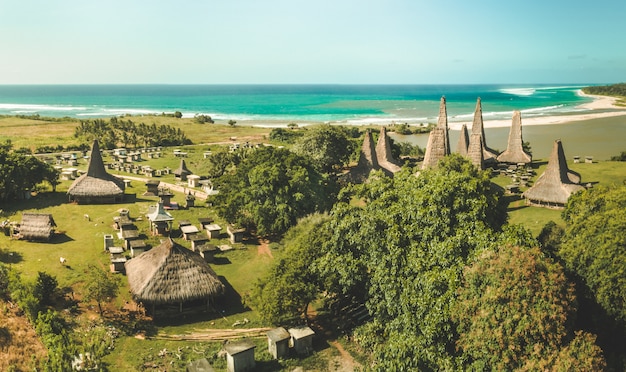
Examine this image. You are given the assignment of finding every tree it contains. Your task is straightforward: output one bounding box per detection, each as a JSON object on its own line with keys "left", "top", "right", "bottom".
{"left": 316, "top": 155, "right": 509, "bottom": 369}
{"left": 291, "top": 124, "right": 356, "bottom": 173}
{"left": 251, "top": 214, "right": 329, "bottom": 325}
{"left": 228, "top": 119, "right": 237, "bottom": 127}
{"left": 453, "top": 245, "right": 589, "bottom": 370}
{"left": 34, "top": 271, "right": 58, "bottom": 307}
{"left": 174, "top": 111, "right": 183, "bottom": 119}
{"left": 214, "top": 146, "right": 336, "bottom": 236}
{"left": 560, "top": 185, "right": 626, "bottom": 322}
{"left": 83, "top": 264, "right": 120, "bottom": 315}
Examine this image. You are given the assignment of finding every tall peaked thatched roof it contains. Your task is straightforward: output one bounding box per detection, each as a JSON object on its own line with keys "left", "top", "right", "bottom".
{"left": 497, "top": 110, "right": 532, "bottom": 164}
{"left": 375, "top": 127, "right": 401, "bottom": 174}
{"left": 124, "top": 238, "right": 225, "bottom": 305}
{"left": 350, "top": 130, "right": 380, "bottom": 181}
{"left": 67, "top": 140, "right": 125, "bottom": 203}
{"left": 174, "top": 159, "right": 192, "bottom": 177}
{"left": 422, "top": 97, "right": 451, "bottom": 169}
{"left": 523, "top": 140, "right": 584, "bottom": 207}
{"left": 470, "top": 98, "right": 499, "bottom": 164}
{"left": 456, "top": 124, "right": 469, "bottom": 156}
{"left": 467, "top": 133, "right": 485, "bottom": 169}
{"left": 19, "top": 213, "right": 56, "bottom": 241}
{"left": 436, "top": 96, "right": 451, "bottom": 154}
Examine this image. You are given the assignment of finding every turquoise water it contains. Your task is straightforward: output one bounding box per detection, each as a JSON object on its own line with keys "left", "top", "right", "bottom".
{"left": 0, "top": 84, "right": 592, "bottom": 124}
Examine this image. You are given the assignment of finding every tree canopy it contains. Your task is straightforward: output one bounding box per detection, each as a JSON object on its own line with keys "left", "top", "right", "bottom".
{"left": 291, "top": 124, "right": 357, "bottom": 173}
{"left": 213, "top": 146, "right": 337, "bottom": 236}
{"left": 0, "top": 145, "right": 59, "bottom": 200}
{"left": 560, "top": 185, "right": 626, "bottom": 322}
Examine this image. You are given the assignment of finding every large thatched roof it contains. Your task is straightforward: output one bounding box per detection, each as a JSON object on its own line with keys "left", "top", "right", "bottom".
{"left": 523, "top": 140, "right": 584, "bottom": 206}
{"left": 19, "top": 213, "right": 56, "bottom": 241}
{"left": 471, "top": 98, "right": 499, "bottom": 164}
{"left": 497, "top": 110, "right": 532, "bottom": 164}
{"left": 375, "top": 127, "right": 402, "bottom": 174}
{"left": 125, "top": 238, "right": 225, "bottom": 305}
{"left": 350, "top": 130, "right": 380, "bottom": 182}
{"left": 67, "top": 140, "right": 125, "bottom": 202}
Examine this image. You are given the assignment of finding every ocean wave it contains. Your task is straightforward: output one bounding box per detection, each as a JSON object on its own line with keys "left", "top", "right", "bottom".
{"left": 0, "top": 103, "right": 88, "bottom": 111}
{"left": 499, "top": 88, "right": 536, "bottom": 96}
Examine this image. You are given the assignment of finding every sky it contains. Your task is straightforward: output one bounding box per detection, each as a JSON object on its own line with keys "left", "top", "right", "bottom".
{"left": 1, "top": 0, "right": 625, "bottom": 84}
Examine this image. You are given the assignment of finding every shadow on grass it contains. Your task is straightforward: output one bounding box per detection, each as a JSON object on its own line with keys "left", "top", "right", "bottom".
{"left": 50, "top": 232, "right": 74, "bottom": 244}
{"left": 212, "top": 256, "right": 231, "bottom": 265}
{"left": 0, "top": 248, "right": 23, "bottom": 264}
{"left": 2, "top": 191, "right": 68, "bottom": 213}
{"left": 151, "top": 276, "right": 247, "bottom": 326}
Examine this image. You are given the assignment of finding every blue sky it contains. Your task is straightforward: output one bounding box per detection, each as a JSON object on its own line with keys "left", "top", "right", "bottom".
{"left": 1, "top": 0, "right": 625, "bottom": 84}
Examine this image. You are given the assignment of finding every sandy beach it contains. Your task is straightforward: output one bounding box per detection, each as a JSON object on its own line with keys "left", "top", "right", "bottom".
{"left": 446, "top": 91, "right": 626, "bottom": 131}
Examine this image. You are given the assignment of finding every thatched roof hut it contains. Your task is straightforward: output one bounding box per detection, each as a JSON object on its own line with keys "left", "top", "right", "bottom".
{"left": 375, "top": 127, "right": 402, "bottom": 174}
{"left": 422, "top": 97, "right": 450, "bottom": 169}
{"left": 67, "top": 140, "right": 125, "bottom": 204}
{"left": 124, "top": 238, "right": 225, "bottom": 311}
{"left": 522, "top": 140, "right": 584, "bottom": 208}
{"left": 456, "top": 124, "right": 469, "bottom": 156}
{"left": 173, "top": 159, "right": 192, "bottom": 181}
{"left": 350, "top": 130, "right": 380, "bottom": 182}
{"left": 471, "top": 98, "right": 499, "bottom": 165}
{"left": 497, "top": 110, "right": 532, "bottom": 164}
{"left": 19, "top": 213, "right": 56, "bottom": 241}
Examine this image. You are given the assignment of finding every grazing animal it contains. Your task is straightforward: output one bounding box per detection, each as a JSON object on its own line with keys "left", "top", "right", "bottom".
{"left": 60, "top": 257, "right": 66, "bottom": 265}
{"left": 84, "top": 214, "right": 90, "bottom": 221}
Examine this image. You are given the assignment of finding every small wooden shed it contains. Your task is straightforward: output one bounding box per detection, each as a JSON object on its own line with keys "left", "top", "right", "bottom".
{"left": 267, "top": 327, "right": 290, "bottom": 359}
{"left": 288, "top": 326, "right": 315, "bottom": 356}
{"left": 224, "top": 340, "right": 256, "bottom": 372}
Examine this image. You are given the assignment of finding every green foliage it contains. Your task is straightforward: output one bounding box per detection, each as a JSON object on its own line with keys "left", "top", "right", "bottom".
{"left": 214, "top": 146, "right": 337, "bottom": 236}
{"left": 610, "top": 151, "right": 626, "bottom": 161}
{"left": 74, "top": 118, "right": 191, "bottom": 149}
{"left": 228, "top": 119, "right": 237, "bottom": 126}
{"left": 251, "top": 214, "right": 330, "bottom": 325}
{"left": 0, "top": 263, "right": 10, "bottom": 300}
{"left": 291, "top": 124, "right": 356, "bottom": 173}
{"left": 83, "top": 264, "right": 121, "bottom": 315}
{"left": 583, "top": 83, "right": 626, "bottom": 97}
{"left": 560, "top": 185, "right": 626, "bottom": 322}
{"left": 392, "top": 140, "right": 424, "bottom": 158}
{"left": 316, "top": 155, "right": 509, "bottom": 369}
{"left": 194, "top": 114, "right": 214, "bottom": 124}
{"left": 33, "top": 271, "right": 58, "bottom": 307}
{"left": 268, "top": 127, "right": 305, "bottom": 144}
{"left": 0, "top": 147, "right": 59, "bottom": 200}
{"left": 537, "top": 220, "right": 565, "bottom": 256}
{"left": 454, "top": 246, "right": 578, "bottom": 370}
{"left": 36, "top": 310, "right": 75, "bottom": 372}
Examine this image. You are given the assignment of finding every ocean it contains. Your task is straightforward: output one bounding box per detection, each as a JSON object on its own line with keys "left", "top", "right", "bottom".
{"left": 0, "top": 84, "right": 593, "bottom": 125}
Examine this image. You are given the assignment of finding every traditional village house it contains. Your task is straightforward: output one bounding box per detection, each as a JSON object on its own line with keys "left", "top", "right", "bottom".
{"left": 497, "top": 110, "right": 532, "bottom": 164}
{"left": 146, "top": 201, "right": 174, "bottom": 235}
{"left": 422, "top": 97, "right": 451, "bottom": 169}
{"left": 267, "top": 327, "right": 291, "bottom": 359}
{"left": 174, "top": 158, "right": 192, "bottom": 181}
{"left": 18, "top": 213, "right": 57, "bottom": 242}
{"left": 456, "top": 123, "right": 469, "bottom": 156}
{"left": 522, "top": 140, "right": 584, "bottom": 208}
{"left": 470, "top": 98, "right": 499, "bottom": 166}
{"left": 288, "top": 326, "right": 315, "bottom": 356}
{"left": 124, "top": 238, "right": 225, "bottom": 315}
{"left": 224, "top": 340, "right": 256, "bottom": 372}
{"left": 67, "top": 140, "right": 125, "bottom": 204}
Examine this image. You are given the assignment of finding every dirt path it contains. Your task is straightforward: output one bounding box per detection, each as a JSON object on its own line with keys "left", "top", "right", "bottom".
{"left": 257, "top": 239, "right": 274, "bottom": 258}
{"left": 329, "top": 341, "right": 361, "bottom": 372}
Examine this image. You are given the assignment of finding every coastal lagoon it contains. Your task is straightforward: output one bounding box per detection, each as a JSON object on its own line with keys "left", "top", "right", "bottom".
{"left": 391, "top": 115, "right": 626, "bottom": 161}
